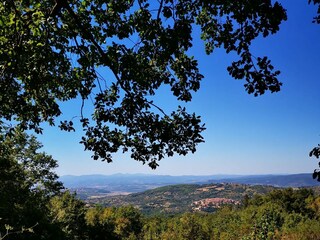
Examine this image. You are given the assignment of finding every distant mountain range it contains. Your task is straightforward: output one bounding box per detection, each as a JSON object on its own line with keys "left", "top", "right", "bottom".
{"left": 60, "top": 173, "right": 320, "bottom": 194}
{"left": 59, "top": 173, "right": 235, "bottom": 193}
{"left": 211, "top": 173, "right": 320, "bottom": 187}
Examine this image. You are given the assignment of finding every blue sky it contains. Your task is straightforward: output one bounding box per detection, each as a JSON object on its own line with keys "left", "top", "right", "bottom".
{"left": 38, "top": 0, "right": 320, "bottom": 176}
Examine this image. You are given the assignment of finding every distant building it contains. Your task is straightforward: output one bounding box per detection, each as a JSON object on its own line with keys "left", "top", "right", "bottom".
{"left": 192, "top": 198, "right": 240, "bottom": 212}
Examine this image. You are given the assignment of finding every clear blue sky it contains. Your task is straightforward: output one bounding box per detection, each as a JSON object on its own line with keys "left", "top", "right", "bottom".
{"left": 38, "top": 0, "right": 320, "bottom": 176}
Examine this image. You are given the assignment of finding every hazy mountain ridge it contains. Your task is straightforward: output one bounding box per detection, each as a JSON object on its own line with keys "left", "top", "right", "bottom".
{"left": 60, "top": 173, "right": 319, "bottom": 192}
{"left": 59, "top": 173, "right": 240, "bottom": 194}
{"left": 211, "top": 173, "right": 320, "bottom": 187}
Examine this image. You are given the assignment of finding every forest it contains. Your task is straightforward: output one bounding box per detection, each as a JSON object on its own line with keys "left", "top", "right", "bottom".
{"left": 1, "top": 130, "right": 320, "bottom": 240}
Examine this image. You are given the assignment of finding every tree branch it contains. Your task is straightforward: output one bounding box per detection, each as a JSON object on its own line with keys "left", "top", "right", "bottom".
{"left": 157, "top": 0, "right": 164, "bottom": 20}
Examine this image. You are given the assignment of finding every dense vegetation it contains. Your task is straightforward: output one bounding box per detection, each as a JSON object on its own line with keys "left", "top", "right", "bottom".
{"left": 48, "top": 188, "right": 320, "bottom": 239}
{"left": 5, "top": 185, "right": 320, "bottom": 239}
{"left": 1, "top": 130, "right": 320, "bottom": 239}
{"left": 140, "top": 188, "right": 320, "bottom": 240}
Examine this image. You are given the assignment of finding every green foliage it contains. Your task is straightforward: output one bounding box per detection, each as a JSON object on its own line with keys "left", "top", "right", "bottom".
{"left": 142, "top": 215, "right": 168, "bottom": 240}
{"left": 86, "top": 205, "right": 143, "bottom": 240}
{"left": 48, "top": 191, "right": 88, "bottom": 240}
{"left": 160, "top": 213, "right": 209, "bottom": 240}
{"left": 0, "top": 0, "right": 287, "bottom": 167}
{"left": 250, "top": 188, "right": 315, "bottom": 217}
{"left": 3, "top": 172, "right": 320, "bottom": 240}
{"left": 0, "top": 128, "right": 63, "bottom": 239}
{"left": 242, "top": 208, "right": 283, "bottom": 240}
{"left": 139, "top": 187, "right": 320, "bottom": 239}
{"left": 203, "top": 206, "right": 244, "bottom": 239}
{"left": 1, "top": 132, "right": 319, "bottom": 240}
{"left": 0, "top": 223, "right": 37, "bottom": 240}
{"left": 85, "top": 206, "right": 117, "bottom": 240}
{"left": 281, "top": 218, "right": 320, "bottom": 240}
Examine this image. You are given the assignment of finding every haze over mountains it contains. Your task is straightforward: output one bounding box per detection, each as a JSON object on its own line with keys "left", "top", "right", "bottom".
{"left": 60, "top": 173, "right": 320, "bottom": 194}
{"left": 60, "top": 173, "right": 230, "bottom": 193}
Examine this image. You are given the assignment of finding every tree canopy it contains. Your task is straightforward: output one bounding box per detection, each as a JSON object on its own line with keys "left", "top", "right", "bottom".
{"left": 0, "top": 0, "right": 287, "bottom": 168}
{"left": 0, "top": 128, "right": 63, "bottom": 239}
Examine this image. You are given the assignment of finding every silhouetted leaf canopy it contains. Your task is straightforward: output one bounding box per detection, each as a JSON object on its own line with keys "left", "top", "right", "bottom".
{"left": 0, "top": 0, "right": 287, "bottom": 168}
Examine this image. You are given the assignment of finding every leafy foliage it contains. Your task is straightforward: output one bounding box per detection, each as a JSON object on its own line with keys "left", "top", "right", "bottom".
{"left": 139, "top": 188, "right": 320, "bottom": 240}
{"left": 0, "top": 0, "right": 287, "bottom": 167}
{"left": 49, "top": 191, "right": 88, "bottom": 240}
{"left": 0, "top": 128, "right": 63, "bottom": 239}
{"left": 3, "top": 155, "right": 320, "bottom": 240}
{"left": 0, "top": 223, "right": 37, "bottom": 240}
{"left": 86, "top": 205, "right": 143, "bottom": 240}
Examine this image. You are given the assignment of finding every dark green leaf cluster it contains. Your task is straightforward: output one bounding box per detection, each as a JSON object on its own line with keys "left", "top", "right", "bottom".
{"left": 82, "top": 106, "right": 204, "bottom": 168}
{"left": 197, "top": 1, "right": 287, "bottom": 96}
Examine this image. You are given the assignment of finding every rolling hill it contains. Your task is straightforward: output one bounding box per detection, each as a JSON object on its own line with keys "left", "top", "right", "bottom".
{"left": 86, "top": 183, "right": 278, "bottom": 215}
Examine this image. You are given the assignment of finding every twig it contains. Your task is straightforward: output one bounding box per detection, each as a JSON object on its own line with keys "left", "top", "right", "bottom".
{"left": 157, "top": 0, "right": 164, "bottom": 20}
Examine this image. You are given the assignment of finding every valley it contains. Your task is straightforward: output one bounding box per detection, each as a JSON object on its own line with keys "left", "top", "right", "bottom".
{"left": 60, "top": 173, "right": 320, "bottom": 215}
